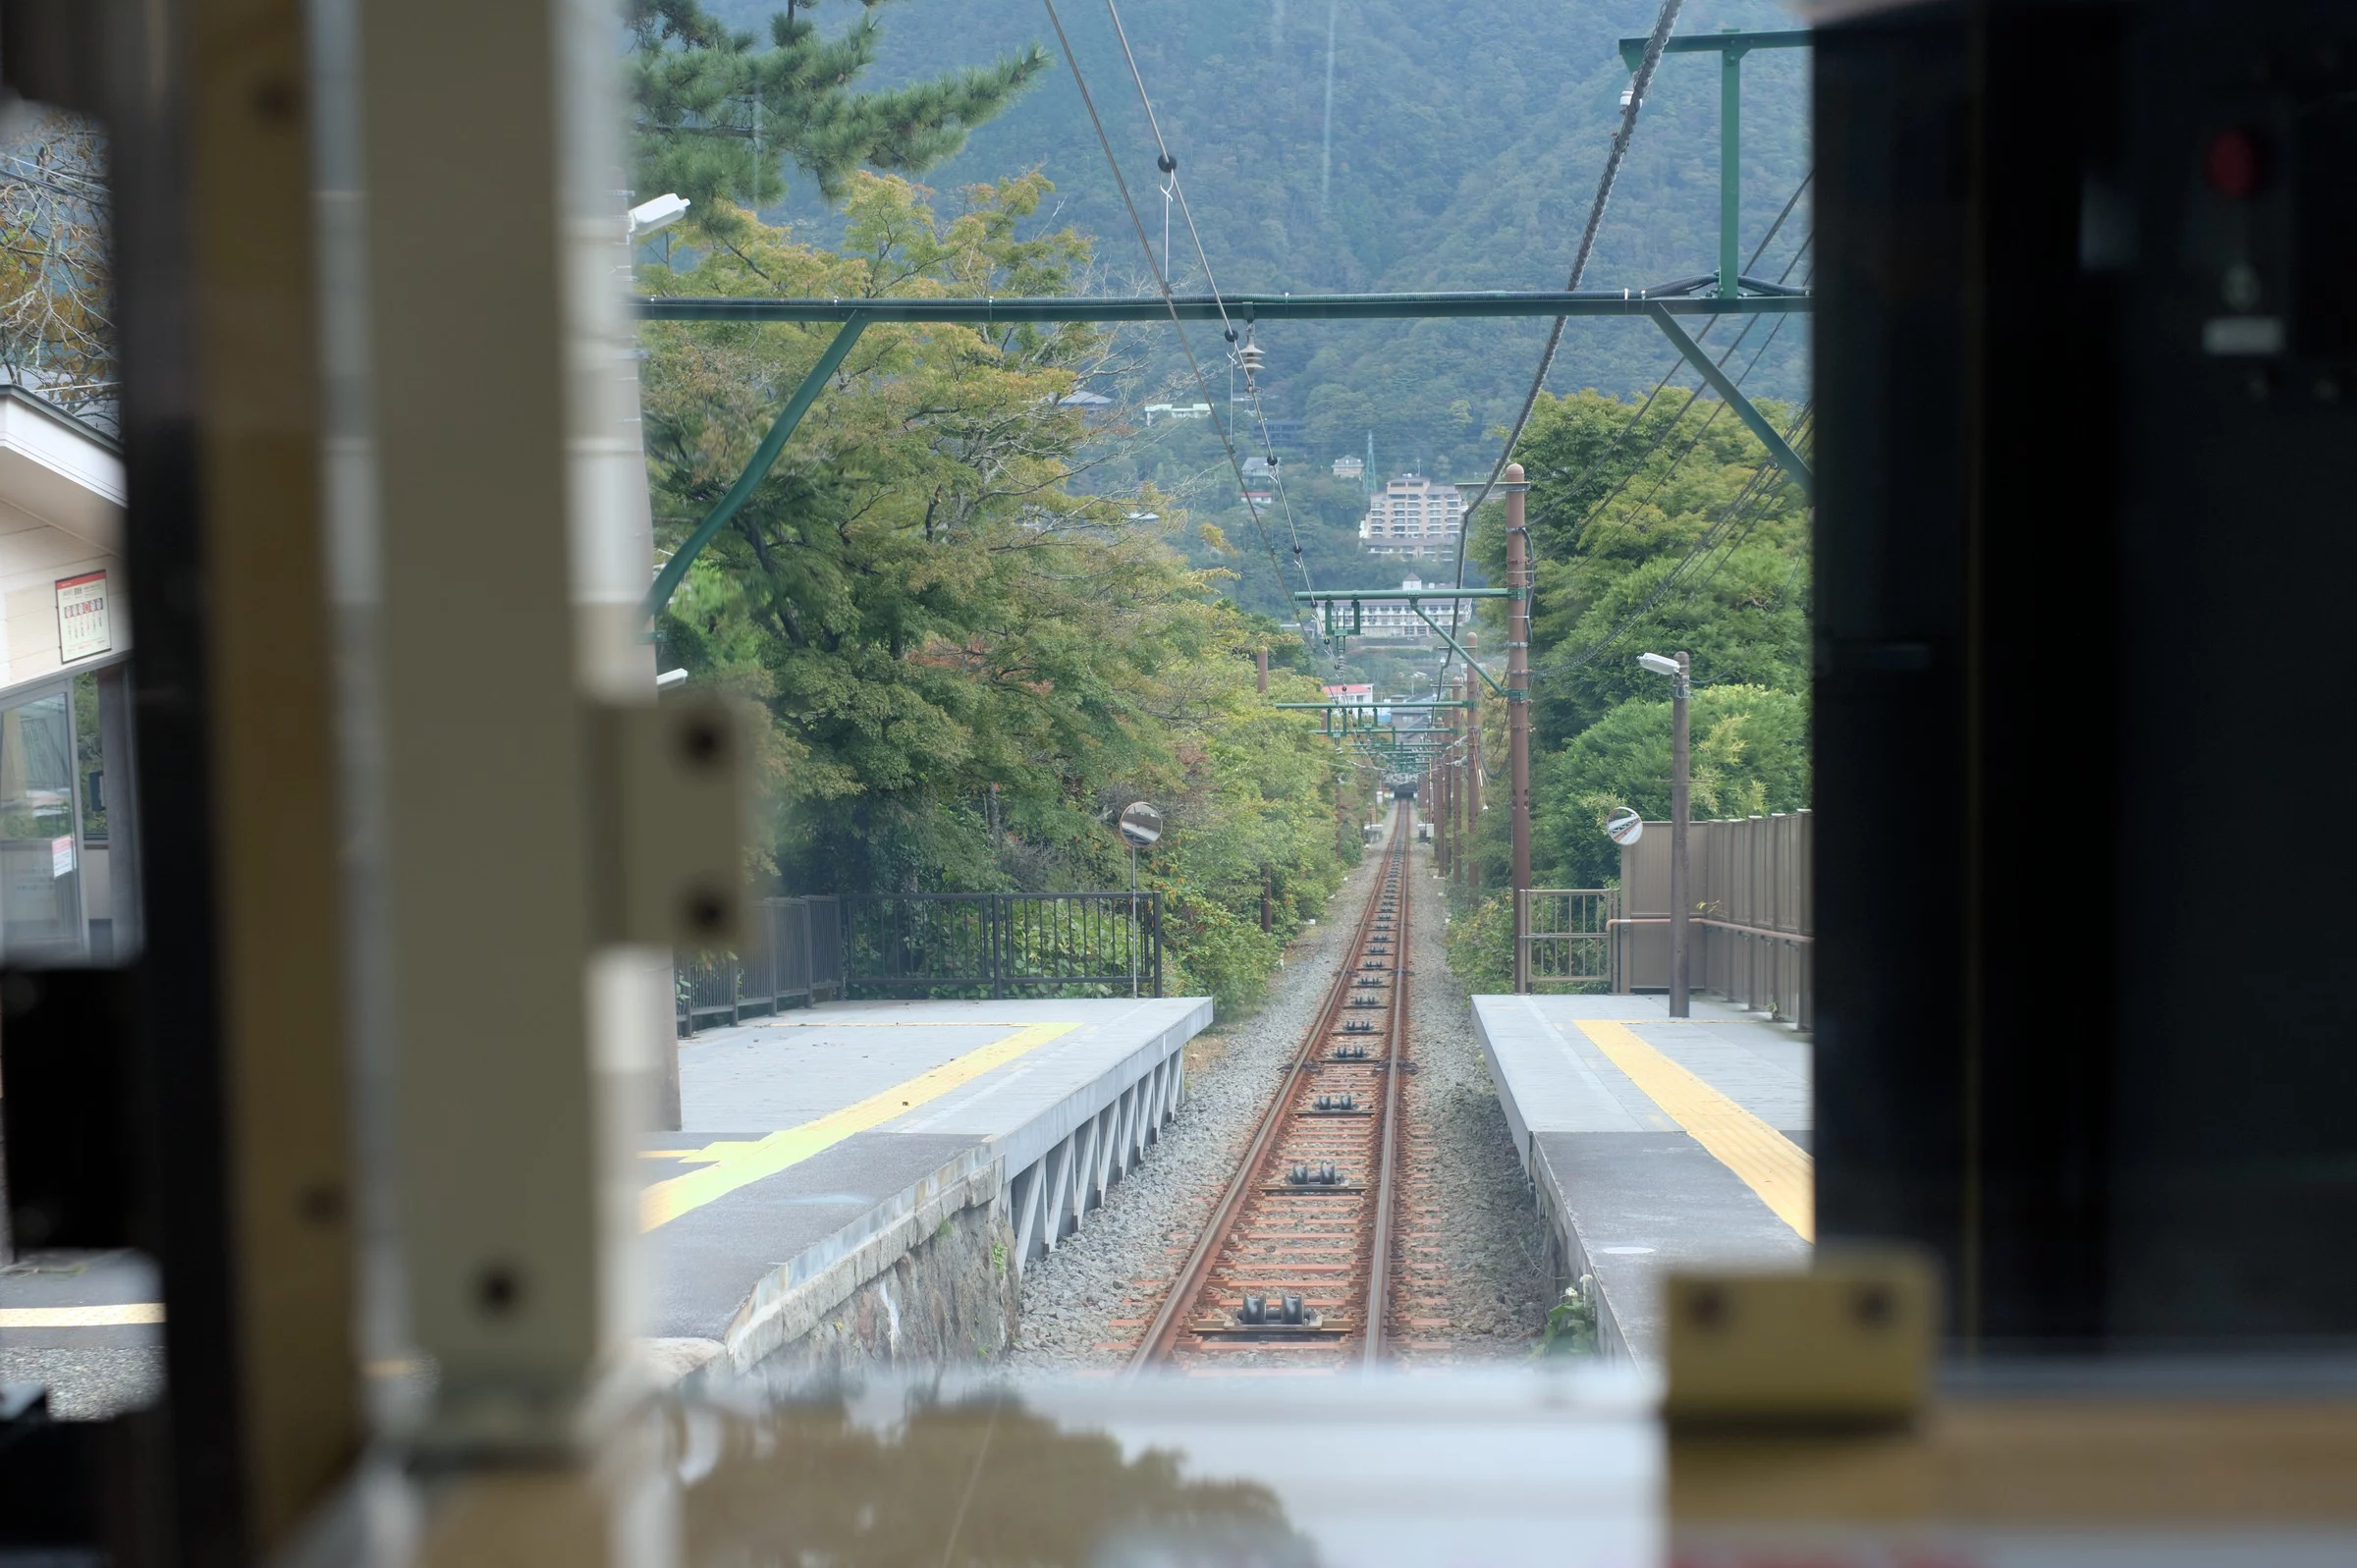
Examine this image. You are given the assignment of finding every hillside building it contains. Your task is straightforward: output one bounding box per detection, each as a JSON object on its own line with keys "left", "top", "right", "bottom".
{"left": 1357, "top": 473, "right": 1464, "bottom": 559}
{"left": 1343, "top": 576, "right": 1477, "bottom": 644}
{"left": 1331, "top": 454, "right": 1364, "bottom": 482}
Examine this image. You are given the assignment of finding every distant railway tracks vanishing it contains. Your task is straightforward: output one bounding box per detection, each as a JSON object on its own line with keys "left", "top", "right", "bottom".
{"left": 1131, "top": 807, "right": 1413, "bottom": 1371}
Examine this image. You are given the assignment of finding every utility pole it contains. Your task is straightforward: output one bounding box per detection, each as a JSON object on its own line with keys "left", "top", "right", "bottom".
{"left": 1466, "top": 656, "right": 1483, "bottom": 892}
{"left": 1671, "top": 651, "right": 1692, "bottom": 1017}
{"left": 1442, "top": 665, "right": 1461, "bottom": 886}
{"left": 1256, "top": 644, "right": 1270, "bottom": 693}
{"left": 1506, "top": 463, "right": 1534, "bottom": 994}
{"left": 1441, "top": 682, "right": 1453, "bottom": 879}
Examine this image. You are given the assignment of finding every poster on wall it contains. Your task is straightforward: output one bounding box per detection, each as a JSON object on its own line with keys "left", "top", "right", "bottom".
{"left": 55, "top": 569, "right": 111, "bottom": 662}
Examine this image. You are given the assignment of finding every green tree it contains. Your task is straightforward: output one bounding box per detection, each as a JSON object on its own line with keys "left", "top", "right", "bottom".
{"left": 627, "top": 0, "right": 1048, "bottom": 238}
{"left": 640, "top": 177, "right": 1353, "bottom": 1013}
{"left": 1532, "top": 682, "right": 1809, "bottom": 890}
{"left": 1473, "top": 387, "right": 1811, "bottom": 742}
{"left": 0, "top": 113, "right": 112, "bottom": 425}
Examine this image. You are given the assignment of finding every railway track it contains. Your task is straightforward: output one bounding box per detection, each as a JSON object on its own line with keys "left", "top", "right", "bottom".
{"left": 1130, "top": 804, "right": 1414, "bottom": 1371}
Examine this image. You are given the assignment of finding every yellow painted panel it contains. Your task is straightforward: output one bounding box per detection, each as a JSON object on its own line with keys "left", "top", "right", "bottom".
{"left": 639, "top": 1020, "right": 1080, "bottom": 1230}
{"left": 1575, "top": 1019, "right": 1814, "bottom": 1241}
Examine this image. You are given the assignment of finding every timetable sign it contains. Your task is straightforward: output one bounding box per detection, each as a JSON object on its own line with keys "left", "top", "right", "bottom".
{"left": 56, "top": 569, "right": 111, "bottom": 662}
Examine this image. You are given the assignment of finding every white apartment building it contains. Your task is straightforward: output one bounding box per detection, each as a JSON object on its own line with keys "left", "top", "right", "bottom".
{"left": 1343, "top": 576, "right": 1477, "bottom": 644}
{"left": 1357, "top": 473, "right": 1464, "bottom": 559}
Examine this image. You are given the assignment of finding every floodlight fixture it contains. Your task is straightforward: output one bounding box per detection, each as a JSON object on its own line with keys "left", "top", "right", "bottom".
{"left": 1636, "top": 652, "right": 1680, "bottom": 677}
{"left": 629, "top": 192, "right": 691, "bottom": 239}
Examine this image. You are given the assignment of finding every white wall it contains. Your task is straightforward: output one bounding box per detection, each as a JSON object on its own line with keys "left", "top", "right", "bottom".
{"left": 0, "top": 390, "right": 130, "bottom": 697}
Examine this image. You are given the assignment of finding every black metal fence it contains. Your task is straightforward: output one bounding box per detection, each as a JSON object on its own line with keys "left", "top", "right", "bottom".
{"left": 678, "top": 891, "right": 1164, "bottom": 1032}
{"left": 677, "top": 895, "right": 845, "bottom": 1033}
{"left": 842, "top": 892, "right": 1162, "bottom": 999}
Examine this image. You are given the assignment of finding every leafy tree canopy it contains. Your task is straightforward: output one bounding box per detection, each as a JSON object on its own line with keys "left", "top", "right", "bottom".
{"left": 0, "top": 113, "right": 112, "bottom": 428}
{"left": 640, "top": 175, "right": 1361, "bottom": 1012}
{"left": 1453, "top": 383, "right": 1812, "bottom": 908}
{"left": 627, "top": 0, "right": 1049, "bottom": 233}
{"left": 1532, "top": 682, "right": 1809, "bottom": 889}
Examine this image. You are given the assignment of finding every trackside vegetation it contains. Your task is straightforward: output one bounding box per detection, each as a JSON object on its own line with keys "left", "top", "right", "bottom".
{"left": 630, "top": 3, "right": 1363, "bottom": 1015}
{"left": 1447, "top": 386, "right": 1813, "bottom": 982}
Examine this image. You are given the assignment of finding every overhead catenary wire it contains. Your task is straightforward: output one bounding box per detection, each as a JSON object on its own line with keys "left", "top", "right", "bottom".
{"left": 1453, "top": 213, "right": 1813, "bottom": 703}
{"left": 1037, "top": 0, "right": 1331, "bottom": 654}
{"left": 1671, "top": 405, "right": 1815, "bottom": 609}
{"left": 1539, "top": 189, "right": 1812, "bottom": 561}
{"left": 1433, "top": 0, "right": 1687, "bottom": 688}
{"left": 1573, "top": 284, "right": 1805, "bottom": 560}
{"left": 1100, "top": 0, "right": 1322, "bottom": 609}
{"left": 1539, "top": 396, "right": 1814, "bottom": 681}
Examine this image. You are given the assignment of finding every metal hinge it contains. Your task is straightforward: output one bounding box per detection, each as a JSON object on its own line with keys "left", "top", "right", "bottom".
{"left": 583, "top": 698, "right": 750, "bottom": 947}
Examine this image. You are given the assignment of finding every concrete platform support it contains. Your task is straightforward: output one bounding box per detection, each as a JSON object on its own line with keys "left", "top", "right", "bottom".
{"left": 1006, "top": 1049, "right": 1185, "bottom": 1273}
{"left": 646, "top": 999, "right": 1209, "bottom": 1379}
{"left": 1472, "top": 994, "right": 1811, "bottom": 1364}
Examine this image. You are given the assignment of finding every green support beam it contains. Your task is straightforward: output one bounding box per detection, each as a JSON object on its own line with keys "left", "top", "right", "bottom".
{"left": 1290, "top": 588, "right": 1511, "bottom": 603}
{"left": 1647, "top": 305, "right": 1813, "bottom": 503}
{"left": 1617, "top": 30, "right": 1811, "bottom": 300}
{"left": 642, "top": 319, "right": 865, "bottom": 622}
{"left": 1411, "top": 606, "right": 1506, "bottom": 699}
{"left": 635, "top": 291, "right": 1808, "bottom": 326}
{"left": 1274, "top": 700, "right": 1473, "bottom": 711}
{"left": 1721, "top": 45, "right": 1742, "bottom": 298}
{"left": 636, "top": 276, "right": 1819, "bottom": 621}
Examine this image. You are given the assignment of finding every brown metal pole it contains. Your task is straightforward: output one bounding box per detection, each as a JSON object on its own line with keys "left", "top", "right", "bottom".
{"left": 1437, "top": 688, "right": 1453, "bottom": 879}
{"left": 1466, "top": 669, "right": 1483, "bottom": 891}
{"left": 1506, "top": 464, "right": 1533, "bottom": 992}
{"left": 1257, "top": 639, "right": 1270, "bottom": 928}
{"left": 1671, "top": 650, "right": 1692, "bottom": 1018}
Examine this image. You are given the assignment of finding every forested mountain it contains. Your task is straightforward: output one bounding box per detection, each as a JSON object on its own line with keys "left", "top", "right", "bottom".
{"left": 711, "top": 0, "right": 1811, "bottom": 486}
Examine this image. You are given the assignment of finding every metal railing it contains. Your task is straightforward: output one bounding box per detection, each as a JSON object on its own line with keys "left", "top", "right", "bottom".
{"left": 1697, "top": 810, "right": 1811, "bottom": 1026}
{"left": 841, "top": 892, "right": 1163, "bottom": 999}
{"left": 677, "top": 895, "right": 844, "bottom": 1034}
{"left": 1609, "top": 809, "right": 1812, "bottom": 1028}
{"left": 1515, "top": 889, "right": 1620, "bottom": 992}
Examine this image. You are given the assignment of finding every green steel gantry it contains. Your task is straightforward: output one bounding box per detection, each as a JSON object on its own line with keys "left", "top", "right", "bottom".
{"left": 636, "top": 295, "right": 1808, "bottom": 620}
{"left": 1617, "top": 28, "right": 1812, "bottom": 302}
{"left": 1290, "top": 587, "right": 1513, "bottom": 697}
{"left": 635, "top": 28, "right": 1814, "bottom": 622}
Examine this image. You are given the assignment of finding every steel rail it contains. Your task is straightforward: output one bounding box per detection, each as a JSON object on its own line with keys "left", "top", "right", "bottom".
{"left": 631, "top": 291, "right": 1811, "bottom": 325}
{"left": 1128, "top": 815, "right": 1406, "bottom": 1371}
{"left": 1362, "top": 814, "right": 1410, "bottom": 1367}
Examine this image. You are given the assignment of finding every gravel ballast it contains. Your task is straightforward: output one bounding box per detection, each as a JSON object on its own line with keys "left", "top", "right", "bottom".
{"left": 1003, "top": 818, "right": 1553, "bottom": 1371}
{"left": 1002, "top": 826, "right": 1393, "bottom": 1371}
{"left": 1387, "top": 834, "right": 1555, "bottom": 1362}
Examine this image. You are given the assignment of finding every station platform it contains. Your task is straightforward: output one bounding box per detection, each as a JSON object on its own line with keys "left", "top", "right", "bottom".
{"left": 1471, "top": 994, "right": 1810, "bottom": 1364}
{"left": 646, "top": 995, "right": 1211, "bottom": 1372}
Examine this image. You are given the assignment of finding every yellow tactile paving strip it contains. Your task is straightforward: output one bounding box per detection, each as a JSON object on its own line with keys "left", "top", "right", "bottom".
{"left": 639, "top": 1020, "right": 1080, "bottom": 1231}
{"left": 0, "top": 1303, "right": 166, "bottom": 1328}
{"left": 1574, "top": 1018, "right": 1814, "bottom": 1242}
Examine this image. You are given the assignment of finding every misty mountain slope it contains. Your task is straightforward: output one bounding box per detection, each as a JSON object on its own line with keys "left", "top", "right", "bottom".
{"left": 702, "top": 0, "right": 1810, "bottom": 476}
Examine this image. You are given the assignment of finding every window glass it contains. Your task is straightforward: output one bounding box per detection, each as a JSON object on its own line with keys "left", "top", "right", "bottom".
{"left": 0, "top": 688, "right": 85, "bottom": 959}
